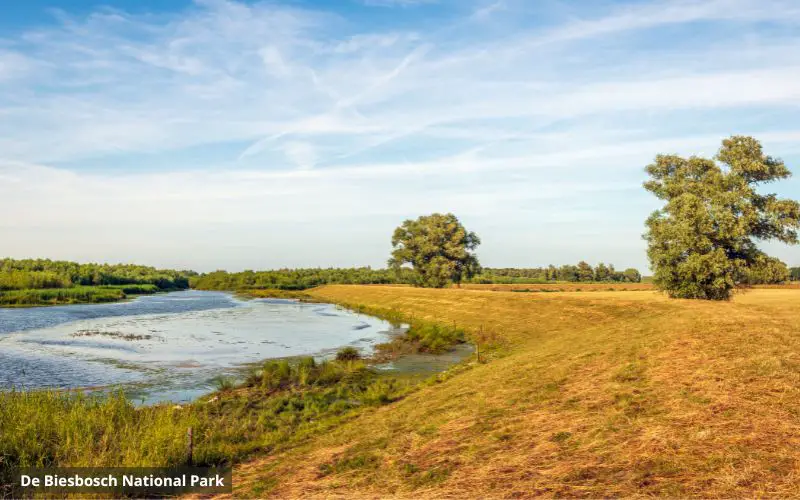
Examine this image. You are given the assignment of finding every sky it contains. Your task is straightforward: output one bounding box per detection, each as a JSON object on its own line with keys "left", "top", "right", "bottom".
{"left": 1, "top": 0, "right": 800, "bottom": 272}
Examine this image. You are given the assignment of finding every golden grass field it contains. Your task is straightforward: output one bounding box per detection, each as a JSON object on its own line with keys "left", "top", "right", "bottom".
{"left": 227, "top": 285, "right": 800, "bottom": 498}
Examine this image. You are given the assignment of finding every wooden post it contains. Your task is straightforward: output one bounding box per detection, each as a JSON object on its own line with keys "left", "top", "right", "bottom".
{"left": 187, "top": 427, "right": 194, "bottom": 466}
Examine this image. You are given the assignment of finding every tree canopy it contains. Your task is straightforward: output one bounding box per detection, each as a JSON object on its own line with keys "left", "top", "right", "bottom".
{"left": 0, "top": 258, "right": 193, "bottom": 291}
{"left": 389, "top": 213, "right": 481, "bottom": 288}
{"left": 644, "top": 136, "right": 800, "bottom": 300}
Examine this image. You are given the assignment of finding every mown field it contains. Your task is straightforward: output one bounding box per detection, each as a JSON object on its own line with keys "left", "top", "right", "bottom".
{"left": 228, "top": 285, "right": 800, "bottom": 498}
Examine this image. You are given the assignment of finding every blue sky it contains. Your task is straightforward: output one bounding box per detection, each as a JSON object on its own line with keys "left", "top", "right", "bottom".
{"left": 1, "top": 0, "right": 799, "bottom": 272}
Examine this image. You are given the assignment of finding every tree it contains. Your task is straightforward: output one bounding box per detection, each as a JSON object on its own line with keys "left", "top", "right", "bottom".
{"left": 622, "top": 268, "right": 642, "bottom": 283}
{"left": 742, "top": 256, "right": 789, "bottom": 284}
{"left": 389, "top": 213, "right": 481, "bottom": 288}
{"left": 594, "top": 262, "right": 611, "bottom": 282}
{"left": 557, "top": 265, "right": 578, "bottom": 282}
{"left": 791, "top": 267, "right": 800, "bottom": 281}
{"left": 576, "top": 261, "right": 594, "bottom": 282}
{"left": 644, "top": 136, "right": 800, "bottom": 300}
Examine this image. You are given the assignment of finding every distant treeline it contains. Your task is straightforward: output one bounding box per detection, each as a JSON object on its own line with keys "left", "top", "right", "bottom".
{"left": 0, "top": 259, "right": 194, "bottom": 291}
{"left": 475, "top": 262, "right": 642, "bottom": 284}
{"left": 190, "top": 263, "right": 646, "bottom": 291}
{"left": 792, "top": 267, "right": 800, "bottom": 281}
{"left": 191, "top": 267, "right": 417, "bottom": 291}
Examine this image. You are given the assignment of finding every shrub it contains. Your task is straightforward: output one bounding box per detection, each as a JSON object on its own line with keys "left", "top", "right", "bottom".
{"left": 336, "top": 347, "right": 361, "bottom": 362}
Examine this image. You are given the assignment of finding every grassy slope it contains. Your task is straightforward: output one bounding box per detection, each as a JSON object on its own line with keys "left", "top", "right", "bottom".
{"left": 231, "top": 285, "right": 800, "bottom": 498}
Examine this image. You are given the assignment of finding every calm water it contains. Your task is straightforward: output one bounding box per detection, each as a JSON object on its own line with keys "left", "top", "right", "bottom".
{"left": 0, "top": 291, "right": 393, "bottom": 404}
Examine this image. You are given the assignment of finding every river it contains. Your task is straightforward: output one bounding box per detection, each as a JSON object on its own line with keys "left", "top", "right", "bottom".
{"left": 0, "top": 290, "right": 394, "bottom": 404}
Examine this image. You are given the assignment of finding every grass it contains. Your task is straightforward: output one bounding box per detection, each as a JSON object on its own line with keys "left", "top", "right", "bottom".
{"left": 5, "top": 285, "right": 800, "bottom": 497}
{"left": 0, "top": 284, "right": 162, "bottom": 306}
{"left": 0, "top": 308, "right": 466, "bottom": 495}
{"left": 228, "top": 285, "right": 800, "bottom": 498}
{"left": 237, "top": 288, "right": 316, "bottom": 300}
{"left": 0, "top": 358, "right": 418, "bottom": 496}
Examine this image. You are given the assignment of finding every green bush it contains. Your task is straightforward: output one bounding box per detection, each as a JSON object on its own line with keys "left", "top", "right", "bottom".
{"left": 336, "top": 347, "right": 361, "bottom": 362}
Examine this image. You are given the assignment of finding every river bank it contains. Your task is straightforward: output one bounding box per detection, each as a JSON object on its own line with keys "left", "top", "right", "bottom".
{"left": 0, "top": 287, "right": 475, "bottom": 495}
{"left": 0, "top": 284, "right": 180, "bottom": 307}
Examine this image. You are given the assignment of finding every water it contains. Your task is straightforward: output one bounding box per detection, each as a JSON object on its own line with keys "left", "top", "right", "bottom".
{"left": 0, "top": 291, "right": 393, "bottom": 404}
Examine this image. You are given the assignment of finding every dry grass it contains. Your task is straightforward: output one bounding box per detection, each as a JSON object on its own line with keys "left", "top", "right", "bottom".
{"left": 227, "top": 286, "right": 800, "bottom": 498}
{"left": 458, "top": 283, "right": 654, "bottom": 292}
{"left": 753, "top": 283, "right": 800, "bottom": 289}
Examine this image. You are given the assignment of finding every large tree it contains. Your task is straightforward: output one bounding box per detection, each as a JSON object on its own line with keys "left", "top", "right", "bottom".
{"left": 644, "top": 136, "right": 800, "bottom": 300}
{"left": 742, "top": 256, "right": 790, "bottom": 285}
{"left": 389, "top": 213, "right": 481, "bottom": 288}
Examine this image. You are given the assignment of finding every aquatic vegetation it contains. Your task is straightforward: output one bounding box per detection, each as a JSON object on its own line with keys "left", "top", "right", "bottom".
{"left": 0, "top": 286, "right": 126, "bottom": 306}
{"left": 0, "top": 358, "right": 414, "bottom": 493}
{"left": 70, "top": 330, "right": 154, "bottom": 341}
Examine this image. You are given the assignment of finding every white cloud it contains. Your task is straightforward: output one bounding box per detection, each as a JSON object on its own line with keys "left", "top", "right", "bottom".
{"left": 1, "top": 0, "right": 799, "bottom": 270}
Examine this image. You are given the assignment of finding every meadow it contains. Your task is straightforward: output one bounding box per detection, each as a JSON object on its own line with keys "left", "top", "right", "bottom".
{"left": 229, "top": 285, "right": 800, "bottom": 497}
{"left": 4, "top": 284, "right": 800, "bottom": 498}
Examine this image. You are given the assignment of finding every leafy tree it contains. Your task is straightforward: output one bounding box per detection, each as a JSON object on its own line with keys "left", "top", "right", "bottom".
{"left": 594, "top": 262, "right": 611, "bottom": 282}
{"left": 576, "top": 261, "right": 594, "bottom": 282}
{"left": 388, "top": 213, "right": 481, "bottom": 288}
{"left": 742, "top": 256, "right": 789, "bottom": 284}
{"left": 644, "top": 136, "right": 800, "bottom": 300}
{"left": 557, "top": 265, "right": 578, "bottom": 282}
{"left": 622, "top": 268, "right": 642, "bottom": 283}
{"left": 791, "top": 267, "right": 800, "bottom": 281}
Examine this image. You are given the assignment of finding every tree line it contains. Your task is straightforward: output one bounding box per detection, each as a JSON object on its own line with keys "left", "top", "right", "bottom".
{"left": 190, "top": 267, "right": 416, "bottom": 291}
{"left": 190, "top": 263, "right": 647, "bottom": 292}
{"left": 0, "top": 259, "right": 194, "bottom": 291}
{"left": 477, "top": 264, "right": 642, "bottom": 284}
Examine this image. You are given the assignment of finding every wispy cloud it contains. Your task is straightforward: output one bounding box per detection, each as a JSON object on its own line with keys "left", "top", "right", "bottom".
{"left": 360, "top": 0, "right": 438, "bottom": 7}
{"left": 0, "top": 0, "right": 799, "bottom": 269}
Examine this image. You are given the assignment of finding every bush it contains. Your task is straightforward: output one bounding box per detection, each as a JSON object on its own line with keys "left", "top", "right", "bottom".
{"left": 336, "top": 347, "right": 361, "bottom": 362}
